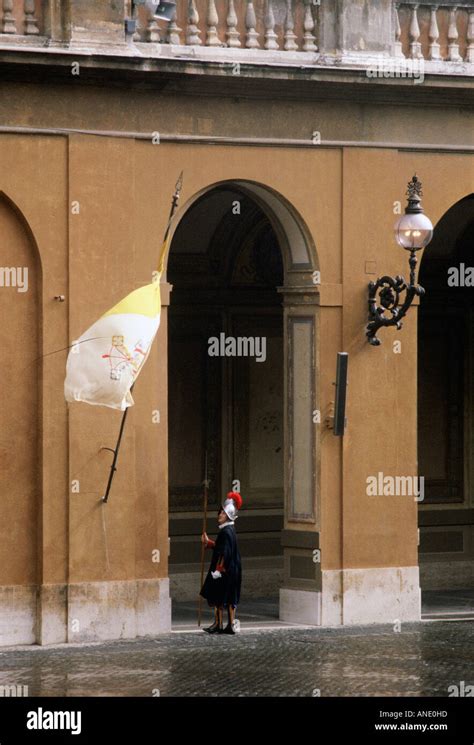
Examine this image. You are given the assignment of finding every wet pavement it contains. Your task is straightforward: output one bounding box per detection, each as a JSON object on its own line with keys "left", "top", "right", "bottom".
{"left": 421, "top": 588, "right": 474, "bottom": 620}
{"left": 0, "top": 592, "right": 472, "bottom": 697}
{"left": 173, "top": 588, "right": 474, "bottom": 630}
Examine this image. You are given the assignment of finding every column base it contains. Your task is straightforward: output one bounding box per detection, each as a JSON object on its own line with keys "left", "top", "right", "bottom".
{"left": 322, "top": 566, "right": 421, "bottom": 625}
{"left": 280, "top": 566, "right": 421, "bottom": 627}
{"left": 0, "top": 584, "right": 37, "bottom": 646}
{"left": 67, "top": 578, "right": 171, "bottom": 643}
{"left": 38, "top": 583, "right": 67, "bottom": 645}
{"left": 279, "top": 588, "right": 321, "bottom": 625}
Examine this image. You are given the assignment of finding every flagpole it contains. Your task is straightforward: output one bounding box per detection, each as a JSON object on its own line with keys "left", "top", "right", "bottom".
{"left": 101, "top": 172, "right": 184, "bottom": 504}
{"left": 157, "top": 170, "right": 183, "bottom": 275}
{"left": 101, "top": 384, "right": 134, "bottom": 503}
{"left": 197, "top": 451, "right": 209, "bottom": 626}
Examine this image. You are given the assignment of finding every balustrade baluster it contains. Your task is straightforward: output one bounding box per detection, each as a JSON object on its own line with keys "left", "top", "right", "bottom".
{"left": 132, "top": 0, "right": 141, "bottom": 41}
{"left": 447, "top": 7, "right": 461, "bottom": 61}
{"left": 147, "top": 11, "right": 160, "bottom": 42}
{"left": 467, "top": 9, "right": 474, "bottom": 63}
{"left": 226, "top": 0, "right": 241, "bottom": 48}
{"left": 24, "top": 0, "right": 39, "bottom": 35}
{"left": 284, "top": 0, "right": 298, "bottom": 51}
{"left": 393, "top": 3, "right": 404, "bottom": 57}
{"left": 2, "top": 0, "right": 16, "bottom": 34}
{"left": 186, "top": 0, "right": 201, "bottom": 45}
{"left": 409, "top": 4, "right": 422, "bottom": 59}
{"left": 167, "top": 3, "right": 181, "bottom": 44}
{"left": 428, "top": 5, "right": 440, "bottom": 60}
{"left": 206, "top": 0, "right": 221, "bottom": 47}
{"left": 264, "top": 0, "right": 278, "bottom": 50}
{"left": 245, "top": 1, "right": 260, "bottom": 49}
{"left": 303, "top": 0, "right": 317, "bottom": 52}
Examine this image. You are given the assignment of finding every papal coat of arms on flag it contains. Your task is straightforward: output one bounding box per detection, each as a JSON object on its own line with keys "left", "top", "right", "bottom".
{"left": 64, "top": 279, "right": 163, "bottom": 411}
{"left": 63, "top": 173, "right": 182, "bottom": 502}
{"left": 64, "top": 174, "right": 181, "bottom": 413}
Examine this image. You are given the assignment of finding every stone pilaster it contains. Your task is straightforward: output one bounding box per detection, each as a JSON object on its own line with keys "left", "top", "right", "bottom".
{"left": 279, "top": 282, "right": 321, "bottom": 625}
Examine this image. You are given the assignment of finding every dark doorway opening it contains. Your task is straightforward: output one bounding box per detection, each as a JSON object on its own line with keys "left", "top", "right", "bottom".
{"left": 418, "top": 195, "right": 474, "bottom": 619}
{"left": 167, "top": 186, "right": 285, "bottom": 628}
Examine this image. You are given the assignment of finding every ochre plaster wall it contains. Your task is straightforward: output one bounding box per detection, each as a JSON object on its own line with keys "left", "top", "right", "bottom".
{"left": 0, "top": 125, "right": 472, "bottom": 593}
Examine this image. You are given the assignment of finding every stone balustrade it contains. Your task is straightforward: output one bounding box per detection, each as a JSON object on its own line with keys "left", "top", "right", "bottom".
{"left": 0, "top": 1, "right": 473, "bottom": 72}
{"left": 132, "top": 1, "right": 318, "bottom": 53}
{"left": 394, "top": 2, "right": 474, "bottom": 62}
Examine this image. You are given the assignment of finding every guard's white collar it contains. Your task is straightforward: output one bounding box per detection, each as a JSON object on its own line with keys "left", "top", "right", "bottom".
{"left": 219, "top": 520, "right": 234, "bottom": 529}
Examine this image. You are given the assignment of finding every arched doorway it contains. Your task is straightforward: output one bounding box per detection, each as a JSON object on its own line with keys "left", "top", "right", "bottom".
{"left": 165, "top": 181, "right": 320, "bottom": 627}
{"left": 418, "top": 195, "right": 474, "bottom": 618}
{"left": 0, "top": 193, "right": 40, "bottom": 644}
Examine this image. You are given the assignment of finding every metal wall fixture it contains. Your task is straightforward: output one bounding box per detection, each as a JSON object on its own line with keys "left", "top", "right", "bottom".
{"left": 140, "top": 0, "right": 176, "bottom": 21}
{"left": 366, "top": 175, "right": 433, "bottom": 346}
{"left": 333, "top": 352, "right": 348, "bottom": 436}
{"left": 127, "top": 0, "right": 176, "bottom": 34}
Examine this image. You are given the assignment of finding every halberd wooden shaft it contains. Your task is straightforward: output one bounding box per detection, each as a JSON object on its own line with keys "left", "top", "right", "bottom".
{"left": 197, "top": 452, "right": 209, "bottom": 626}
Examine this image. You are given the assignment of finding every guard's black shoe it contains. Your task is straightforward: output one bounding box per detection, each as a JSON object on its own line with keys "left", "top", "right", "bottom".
{"left": 203, "top": 622, "right": 222, "bottom": 634}
{"left": 222, "top": 623, "right": 236, "bottom": 635}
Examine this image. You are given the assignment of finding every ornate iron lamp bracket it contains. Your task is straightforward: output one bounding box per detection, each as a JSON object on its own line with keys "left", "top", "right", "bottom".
{"left": 366, "top": 175, "right": 432, "bottom": 347}
{"left": 366, "top": 251, "right": 424, "bottom": 346}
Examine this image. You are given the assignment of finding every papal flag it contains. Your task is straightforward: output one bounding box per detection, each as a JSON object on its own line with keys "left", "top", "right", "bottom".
{"left": 64, "top": 236, "right": 170, "bottom": 412}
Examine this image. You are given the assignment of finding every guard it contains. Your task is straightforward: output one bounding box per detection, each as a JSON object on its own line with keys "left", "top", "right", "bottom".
{"left": 200, "top": 491, "right": 242, "bottom": 634}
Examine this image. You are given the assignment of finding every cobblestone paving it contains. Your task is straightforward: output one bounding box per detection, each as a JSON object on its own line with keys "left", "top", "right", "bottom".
{"left": 0, "top": 620, "right": 472, "bottom": 697}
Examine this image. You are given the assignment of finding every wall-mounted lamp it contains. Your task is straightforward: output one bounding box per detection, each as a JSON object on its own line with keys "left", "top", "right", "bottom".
{"left": 127, "top": 1, "right": 176, "bottom": 37}
{"left": 366, "top": 175, "right": 433, "bottom": 346}
{"left": 134, "top": 0, "right": 176, "bottom": 21}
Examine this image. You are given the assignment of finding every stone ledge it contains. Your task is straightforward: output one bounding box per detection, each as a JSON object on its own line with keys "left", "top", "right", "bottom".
{"left": 0, "top": 42, "right": 472, "bottom": 87}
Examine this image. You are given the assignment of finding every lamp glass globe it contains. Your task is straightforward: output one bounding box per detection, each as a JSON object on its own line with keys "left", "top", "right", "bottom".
{"left": 394, "top": 212, "right": 433, "bottom": 250}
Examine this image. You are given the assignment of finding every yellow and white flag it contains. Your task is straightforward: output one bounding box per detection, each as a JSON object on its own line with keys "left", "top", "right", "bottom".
{"left": 65, "top": 241, "right": 169, "bottom": 411}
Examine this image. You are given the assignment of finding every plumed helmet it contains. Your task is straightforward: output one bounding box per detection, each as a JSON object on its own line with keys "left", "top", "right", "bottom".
{"left": 222, "top": 491, "right": 243, "bottom": 521}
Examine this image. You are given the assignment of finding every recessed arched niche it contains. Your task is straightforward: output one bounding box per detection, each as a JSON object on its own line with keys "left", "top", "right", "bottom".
{"left": 0, "top": 192, "right": 41, "bottom": 645}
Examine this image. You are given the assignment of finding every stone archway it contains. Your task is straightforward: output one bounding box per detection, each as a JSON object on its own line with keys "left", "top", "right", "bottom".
{"left": 163, "top": 180, "right": 321, "bottom": 626}
{"left": 418, "top": 194, "right": 474, "bottom": 605}
{"left": 0, "top": 192, "right": 41, "bottom": 645}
